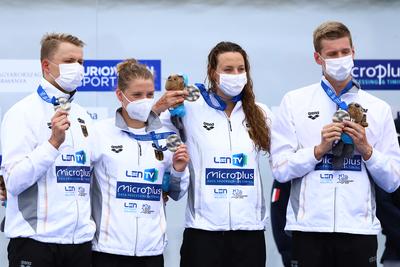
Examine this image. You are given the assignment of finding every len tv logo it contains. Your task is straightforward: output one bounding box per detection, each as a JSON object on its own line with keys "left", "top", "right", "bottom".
{"left": 214, "top": 153, "right": 248, "bottom": 167}
{"left": 61, "top": 150, "right": 86, "bottom": 164}
{"left": 126, "top": 168, "right": 158, "bottom": 182}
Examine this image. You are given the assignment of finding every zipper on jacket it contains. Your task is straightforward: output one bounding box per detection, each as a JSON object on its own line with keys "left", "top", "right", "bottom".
{"left": 137, "top": 142, "right": 142, "bottom": 166}
{"left": 223, "top": 113, "right": 233, "bottom": 151}
{"left": 333, "top": 187, "right": 337, "bottom": 232}
{"left": 134, "top": 217, "right": 139, "bottom": 255}
{"left": 72, "top": 198, "right": 79, "bottom": 243}
{"left": 229, "top": 201, "right": 232, "bottom": 230}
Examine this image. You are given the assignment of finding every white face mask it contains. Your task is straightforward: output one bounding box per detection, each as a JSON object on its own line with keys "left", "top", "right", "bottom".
{"left": 218, "top": 72, "right": 247, "bottom": 97}
{"left": 50, "top": 62, "right": 85, "bottom": 92}
{"left": 122, "top": 92, "right": 154, "bottom": 122}
{"left": 322, "top": 54, "right": 354, "bottom": 82}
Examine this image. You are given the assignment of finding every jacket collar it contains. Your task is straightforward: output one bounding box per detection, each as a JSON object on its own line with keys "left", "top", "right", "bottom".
{"left": 40, "top": 77, "right": 75, "bottom": 102}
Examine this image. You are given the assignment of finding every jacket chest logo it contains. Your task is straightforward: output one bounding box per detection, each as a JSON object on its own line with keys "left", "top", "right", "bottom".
{"left": 307, "top": 111, "right": 320, "bottom": 120}
{"left": 203, "top": 122, "right": 215, "bottom": 131}
{"left": 111, "top": 145, "right": 123, "bottom": 153}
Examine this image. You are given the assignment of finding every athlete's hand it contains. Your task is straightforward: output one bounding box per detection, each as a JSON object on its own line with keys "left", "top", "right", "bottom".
{"left": 314, "top": 122, "right": 344, "bottom": 160}
{"left": 343, "top": 120, "right": 372, "bottom": 160}
{"left": 152, "top": 90, "right": 188, "bottom": 115}
{"left": 172, "top": 144, "right": 189, "bottom": 172}
{"left": 48, "top": 110, "right": 70, "bottom": 149}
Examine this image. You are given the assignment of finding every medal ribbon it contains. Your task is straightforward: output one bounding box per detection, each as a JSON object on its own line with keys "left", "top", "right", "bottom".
{"left": 122, "top": 130, "right": 176, "bottom": 151}
{"left": 321, "top": 79, "right": 354, "bottom": 144}
{"left": 196, "top": 83, "right": 242, "bottom": 111}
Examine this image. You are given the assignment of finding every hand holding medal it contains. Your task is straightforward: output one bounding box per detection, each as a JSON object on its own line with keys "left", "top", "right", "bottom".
{"left": 48, "top": 100, "right": 71, "bottom": 149}
{"left": 170, "top": 138, "right": 189, "bottom": 172}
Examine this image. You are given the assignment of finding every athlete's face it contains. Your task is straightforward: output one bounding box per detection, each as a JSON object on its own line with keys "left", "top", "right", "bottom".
{"left": 116, "top": 78, "right": 154, "bottom": 105}
{"left": 42, "top": 42, "right": 84, "bottom": 86}
{"left": 314, "top": 37, "right": 354, "bottom": 66}
{"left": 214, "top": 52, "right": 245, "bottom": 77}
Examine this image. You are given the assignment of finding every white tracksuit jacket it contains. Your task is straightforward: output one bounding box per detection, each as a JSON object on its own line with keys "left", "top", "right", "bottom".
{"left": 271, "top": 78, "right": 400, "bottom": 235}
{"left": 1, "top": 78, "right": 95, "bottom": 243}
{"left": 161, "top": 86, "right": 273, "bottom": 231}
{"left": 90, "top": 109, "right": 189, "bottom": 256}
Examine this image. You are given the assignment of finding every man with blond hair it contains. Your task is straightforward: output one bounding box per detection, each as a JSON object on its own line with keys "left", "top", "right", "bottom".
{"left": 271, "top": 21, "right": 400, "bottom": 267}
{"left": 1, "top": 33, "right": 94, "bottom": 267}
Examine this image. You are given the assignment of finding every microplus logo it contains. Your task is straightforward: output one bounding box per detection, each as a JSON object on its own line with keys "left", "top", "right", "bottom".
{"left": 78, "top": 60, "right": 162, "bottom": 91}
{"left": 205, "top": 168, "right": 254, "bottom": 186}
{"left": 116, "top": 182, "right": 162, "bottom": 201}
{"left": 61, "top": 150, "right": 87, "bottom": 164}
{"left": 315, "top": 154, "right": 362, "bottom": 171}
{"left": 126, "top": 168, "right": 158, "bottom": 182}
{"left": 352, "top": 60, "right": 400, "bottom": 90}
{"left": 56, "top": 166, "right": 91, "bottom": 183}
{"left": 213, "top": 153, "right": 248, "bottom": 167}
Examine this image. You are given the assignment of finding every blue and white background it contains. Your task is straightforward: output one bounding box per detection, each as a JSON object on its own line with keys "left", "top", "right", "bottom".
{"left": 1, "top": 0, "right": 400, "bottom": 266}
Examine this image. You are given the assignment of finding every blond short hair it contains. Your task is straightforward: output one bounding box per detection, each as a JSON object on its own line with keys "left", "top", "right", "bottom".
{"left": 313, "top": 21, "right": 353, "bottom": 53}
{"left": 40, "top": 33, "right": 85, "bottom": 61}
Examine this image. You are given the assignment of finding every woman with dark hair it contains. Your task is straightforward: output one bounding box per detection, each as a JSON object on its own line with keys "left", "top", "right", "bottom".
{"left": 154, "top": 41, "right": 272, "bottom": 267}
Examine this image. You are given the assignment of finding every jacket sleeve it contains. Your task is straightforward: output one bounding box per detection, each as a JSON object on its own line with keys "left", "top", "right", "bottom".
{"left": 167, "top": 162, "right": 190, "bottom": 201}
{"left": 270, "top": 94, "right": 321, "bottom": 183}
{"left": 159, "top": 110, "right": 179, "bottom": 135}
{"left": 1, "top": 108, "right": 59, "bottom": 196}
{"left": 365, "top": 106, "right": 400, "bottom": 193}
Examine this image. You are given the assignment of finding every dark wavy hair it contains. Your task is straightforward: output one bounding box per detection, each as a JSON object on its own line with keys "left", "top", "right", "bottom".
{"left": 207, "top": 41, "right": 271, "bottom": 152}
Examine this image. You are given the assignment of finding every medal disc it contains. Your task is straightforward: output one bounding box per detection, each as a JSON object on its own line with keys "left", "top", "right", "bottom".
{"left": 332, "top": 109, "right": 350, "bottom": 122}
{"left": 166, "top": 134, "right": 183, "bottom": 152}
{"left": 185, "top": 86, "right": 200, "bottom": 102}
{"left": 54, "top": 97, "right": 71, "bottom": 112}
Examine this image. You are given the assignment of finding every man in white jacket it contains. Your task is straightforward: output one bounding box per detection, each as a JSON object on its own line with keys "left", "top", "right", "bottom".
{"left": 1, "top": 33, "right": 95, "bottom": 267}
{"left": 271, "top": 21, "right": 400, "bottom": 267}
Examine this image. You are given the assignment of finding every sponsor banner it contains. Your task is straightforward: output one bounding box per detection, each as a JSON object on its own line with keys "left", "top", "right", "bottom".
{"left": 0, "top": 59, "right": 161, "bottom": 92}
{"left": 56, "top": 166, "right": 91, "bottom": 183}
{"left": 80, "top": 59, "right": 161, "bottom": 92}
{"left": 0, "top": 60, "right": 41, "bottom": 92}
{"left": 116, "top": 182, "right": 162, "bottom": 201}
{"left": 205, "top": 168, "right": 254, "bottom": 186}
{"left": 315, "top": 154, "right": 362, "bottom": 172}
{"left": 353, "top": 60, "right": 400, "bottom": 90}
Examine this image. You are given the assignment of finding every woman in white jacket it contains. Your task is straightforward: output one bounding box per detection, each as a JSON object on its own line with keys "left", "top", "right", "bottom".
{"left": 154, "top": 42, "right": 273, "bottom": 267}
{"left": 90, "top": 59, "right": 190, "bottom": 267}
